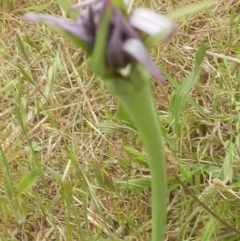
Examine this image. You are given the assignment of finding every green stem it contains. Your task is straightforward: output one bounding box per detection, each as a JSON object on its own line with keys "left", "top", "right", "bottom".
{"left": 104, "top": 64, "right": 167, "bottom": 241}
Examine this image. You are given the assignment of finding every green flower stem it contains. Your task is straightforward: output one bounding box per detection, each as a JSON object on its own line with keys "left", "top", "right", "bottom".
{"left": 104, "top": 64, "right": 167, "bottom": 241}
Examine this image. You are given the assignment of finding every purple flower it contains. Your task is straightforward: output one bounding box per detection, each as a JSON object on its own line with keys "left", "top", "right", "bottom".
{"left": 24, "top": 0, "right": 177, "bottom": 84}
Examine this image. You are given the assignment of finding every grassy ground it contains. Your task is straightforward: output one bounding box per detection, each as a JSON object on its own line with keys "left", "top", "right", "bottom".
{"left": 1, "top": 0, "right": 240, "bottom": 240}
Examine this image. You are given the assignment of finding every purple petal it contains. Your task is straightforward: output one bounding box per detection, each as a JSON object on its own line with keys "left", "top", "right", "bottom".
{"left": 130, "top": 8, "right": 177, "bottom": 41}
{"left": 106, "top": 8, "right": 130, "bottom": 69}
{"left": 123, "top": 38, "right": 166, "bottom": 84}
{"left": 70, "top": 0, "right": 106, "bottom": 10}
{"left": 23, "top": 13, "right": 94, "bottom": 45}
{"left": 111, "top": 9, "right": 138, "bottom": 39}
{"left": 77, "top": 8, "right": 96, "bottom": 36}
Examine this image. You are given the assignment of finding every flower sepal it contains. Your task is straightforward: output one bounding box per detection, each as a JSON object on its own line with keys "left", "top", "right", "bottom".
{"left": 23, "top": 13, "right": 92, "bottom": 54}
{"left": 129, "top": 8, "right": 178, "bottom": 48}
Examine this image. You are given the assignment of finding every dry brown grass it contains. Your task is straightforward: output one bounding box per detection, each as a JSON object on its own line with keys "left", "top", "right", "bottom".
{"left": 1, "top": 0, "right": 240, "bottom": 240}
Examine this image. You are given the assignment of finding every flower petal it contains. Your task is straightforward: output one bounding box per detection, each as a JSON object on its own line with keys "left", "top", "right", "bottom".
{"left": 123, "top": 38, "right": 166, "bottom": 84}
{"left": 70, "top": 0, "right": 103, "bottom": 10}
{"left": 23, "top": 13, "right": 94, "bottom": 45}
{"left": 129, "top": 8, "right": 177, "bottom": 41}
{"left": 107, "top": 9, "right": 129, "bottom": 69}
{"left": 77, "top": 8, "right": 96, "bottom": 36}
{"left": 106, "top": 7, "right": 138, "bottom": 69}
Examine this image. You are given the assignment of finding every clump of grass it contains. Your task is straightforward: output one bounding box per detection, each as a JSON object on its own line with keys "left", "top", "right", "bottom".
{"left": 1, "top": 0, "right": 240, "bottom": 240}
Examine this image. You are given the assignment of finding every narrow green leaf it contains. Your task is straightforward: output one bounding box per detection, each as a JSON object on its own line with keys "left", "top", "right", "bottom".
{"left": 17, "top": 169, "right": 38, "bottom": 195}
{"left": 223, "top": 142, "right": 234, "bottom": 182}
{"left": 40, "top": 51, "right": 61, "bottom": 106}
{"left": 92, "top": 164, "right": 117, "bottom": 191}
{"left": 178, "top": 164, "right": 192, "bottom": 183}
{"left": 124, "top": 146, "right": 149, "bottom": 167}
{"left": 24, "top": 35, "right": 41, "bottom": 52}
{"left": 96, "top": 121, "right": 138, "bottom": 135}
{"left": 0, "top": 80, "right": 14, "bottom": 93}
{"left": 0, "top": 147, "right": 15, "bottom": 202}
{"left": 168, "top": 1, "right": 217, "bottom": 20}
{"left": 170, "top": 70, "right": 199, "bottom": 124}
{"left": 115, "top": 176, "right": 151, "bottom": 191}
{"left": 62, "top": 159, "right": 72, "bottom": 181}
{"left": 187, "top": 97, "right": 206, "bottom": 116}
{"left": 17, "top": 35, "right": 30, "bottom": 62}
{"left": 47, "top": 51, "right": 61, "bottom": 84}
{"left": 14, "top": 106, "right": 28, "bottom": 139}
{"left": 159, "top": 64, "right": 207, "bottom": 116}
{"left": 45, "top": 166, "right": 63, "bottom": 182}
{"left": 60, "top": 182, "right": 73, "bottom": 208}
{"left": 170, "top": 44, "right": 205, "bottom": 126}
{"left": 194, "top": 44, "right": 206, "bottom": 68}
{"left": 96, "top": 121, "right": 119, "bottom": 134}
{"left": 4, "top": 179, "right": 14, "bottom": 201}
{"left": 236, "top": 70, "right": 240, "bottom": 91}
{"left": 18, "top": 65, "right": 35, "bottom": 85}
{"left": 203, "top": 165, "right": 222, "bottom": 178}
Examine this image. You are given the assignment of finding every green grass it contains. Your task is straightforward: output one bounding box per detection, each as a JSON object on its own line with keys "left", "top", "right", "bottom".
{"left": 1, "top": 0, "right": 240, "bottom": 240}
